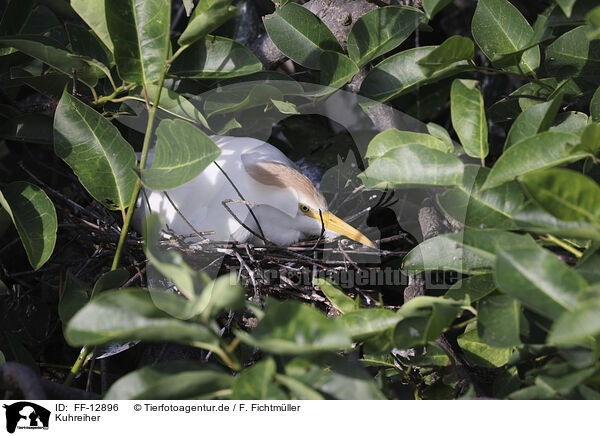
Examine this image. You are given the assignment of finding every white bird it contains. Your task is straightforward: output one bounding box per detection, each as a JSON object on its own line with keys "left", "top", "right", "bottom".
{"left": 133, "top": 136, "right": 374, "bottom": 248}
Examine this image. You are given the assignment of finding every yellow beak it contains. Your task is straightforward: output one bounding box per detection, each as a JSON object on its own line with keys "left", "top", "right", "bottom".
{"left": 309, "top": 210, "right": 375, "bottom": 248}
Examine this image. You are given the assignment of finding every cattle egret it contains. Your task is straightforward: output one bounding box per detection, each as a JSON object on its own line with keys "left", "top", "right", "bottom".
{"left": 133, "top": 136, "right": 374, "bottom": 248}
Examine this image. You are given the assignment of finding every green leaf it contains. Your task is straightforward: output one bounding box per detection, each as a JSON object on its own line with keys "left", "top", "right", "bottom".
{"left": 66, "top": 23, "right": 112, "bottom": 67}
{"left": 546, "top": 26, "right": 600, "bottom": 80}
{"left": 488, "top": 79, "right": 557, "bottom": 122}
{"left": 588, "top": 6, "right": 600, "bottom": 36}
{"left": 576, "top": 248, "right": 600, "bottom": 283}
{"left": 437, "top": 165, "right": 525, "bottom": 230}
{"left": 360, "top": 46, "right": 471, "bottom": 102}
{"left": 457, "top": 326, "right": 513, "bottom": 367}
{"left": 178, "top": 0, "right": 237, "bottom": 46}
{"left": 550, "top": 111, "right": 589, "bottom": 135}
{"left": 270, "top": 99, "right": 300, "bottom": 115}
{"left": 359, "top": 144, "right": 464, "bottom": 189}
{"left": 514, "top": 202, "right": 600, "bottom": 241}
{"left": 0, "top": 113, "right": 53, "bottom": 145}
{"left": 140, "top": 119, "right": 220, "bottom": 190}
{"left": 445, "top": 274, "right": 496, "bottom": 302}
{"left": 0, "top": 181, "right": 57, "bottom": 270}
{"left": 236, "top": 299, "right": 352, "bottom": 354}
{"left": 274, "top": 373, "right": 324, "bottom": 400}
{"left": 65, "top": 288, "right": 219, "bottom": 347}
{"left": 0, "top": 280, "right": 8, "bottom": 296}
{"left": 418, "top": 36, "right": 474, "bottom": 76}
{"left": 495, "top": 247, "right": 587, "bottom": 320}
{"left": 592, "top": 86, "right": 600, "bottom": 122}
{"left": 58, "top": 271, "right": 89, "bottom": 325}
{"left": 536, "top": 367, "right": 596, "bottom": 397}
{"left": 170, "top": 35, "right": 262, "bottom": 79}
{"left": 91, "top": 269, "right": 130, "bottom": 297}
{"left": 481, "top": 131, "right": 584, "bottom": 190}
{"left": 130, "top": 85, "right": 208, "bottom": 127}
{"left": 313, "top": 278, "right": 355, "bottom": 314}
{"left": 104, "top": 361, "right": 232, "bottom": 400}
{"left": 0, "top": 350, "right": 5, "bottom": 365}
{"left": 283, "top": 355, "right": 385, "bottom": 400}
{"left": 144, "top": 213, "right": 245, "bottom": 320}
{"left": 422, "top": 0, "right": 453, "bottom": 19}
{"left": 106, "top": 0, "right": 171, "bottom": 85}
{"left": 571, "top": 122, "right": 600, "bottom": 155}
{"left": 478, "top": 294, "right": 522, "bottom": 347}
{"left": 427, "top": 122, "right": 455, "bottom": 152}
{"left": 203, "top": 84, "right": 285, "bottom": 118}
{"left": 549, "top": 298, "right": 600, "bottom": 345}
{"left": 519, "top": 169, "right": 600, "bottom": 234}
{"left": 0, "top": 35, "right": 101, "bottom": 87}
{"left": 403, "top": 229, "right": 537, "bottom": 274}
{"left": 451, "top": 79, "right": 488, "bottom": 161}
{"left": 337, "top": 309, "right": 403, "bottom": 341}
{"left": 71, "top": 0, "right": 114, "bottom": 52}
{"left": 402, "top": 343, "right": 451, "bottom": 367}
{"left": 53, "top": 90, "right": 137, "bottom": 211}
{"left": 471, "top": 0, "right": 540, "bottom": 74}
{"left": 394, "top": 296, "right": 463, "bottom": 348}
{"left": 504, "top": 95, "right": 563, "bottom": 150}
{"left": 231, "top": 357, "right": 287, "bottom": 400}
{"left": 555, "top": 0, "right": 577, "bottom": 17}
{"left": 365, "top": 128, "right": 453, "bottom": 158}
{"left": 318, "top": 51, "right": 358, "bottom": 91}
{"left": 347, "top": 6, "right": 425, "bottom": 68}
{"left": 263, "top": 2, "right": 342, "bottom": 70}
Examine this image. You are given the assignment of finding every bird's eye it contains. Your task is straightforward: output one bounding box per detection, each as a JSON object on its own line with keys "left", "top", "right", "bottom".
{"left": 299, "top": 204, "right": 310, "bottom": 213}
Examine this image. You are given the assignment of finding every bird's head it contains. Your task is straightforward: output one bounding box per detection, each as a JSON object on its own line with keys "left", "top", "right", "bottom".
{"left": 246, "top": 160, "right": 375, "bottom": 248}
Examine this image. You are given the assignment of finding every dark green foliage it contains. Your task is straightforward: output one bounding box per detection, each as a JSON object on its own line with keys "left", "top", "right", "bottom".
{"left": 0, "top": 0, "right": 599, "bottom": 401}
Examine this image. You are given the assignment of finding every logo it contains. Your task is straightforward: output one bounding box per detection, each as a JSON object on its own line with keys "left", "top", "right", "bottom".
{"left": 3, "top": 402, "right": 50, "bottom": 433}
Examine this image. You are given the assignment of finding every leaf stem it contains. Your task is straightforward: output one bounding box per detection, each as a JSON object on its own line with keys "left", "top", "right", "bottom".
{"left": 111, "top": 69, "right": 168, "bottom": 270}
{"left": 63, "top": 346, "right": 91, "bottom": 385}
{"left": 541, "top": 234, "right": 583, "bottom": 258}
{"left": 95, "top": 83, "right": 134, "bottom": 105}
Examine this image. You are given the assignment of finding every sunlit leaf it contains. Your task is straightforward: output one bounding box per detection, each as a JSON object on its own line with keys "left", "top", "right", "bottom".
{"left": 53, "top": 90, "right": 137, "bottom": 211}
{"left": 170, "top": 35, "right": 262, "bottom": 79}
{"left": 178, "top": 0, "right": 236, "bottom": 46}
{"left": 471, "top": 0, "right": 540, "bottom": 74}
{"left": 437, "top": 165, "right": 525, "bottom": 230}
{"left": 263, "top": 2, "right": 342, "bottom": 70}
{"left": 451, "top": 79, "right": 488, "bottom": 161}
{"left": 418, "top": 36, "right": 474, "bottom": 76}
{"left": 106, "top": 0, "right": 171, "bottom": 84}
{"left": 360, "top": 144, "right": 464, "bottom": 189}
{"left": 482, "top": 131, "right": 585, "bottom": 190}
{"left": 347, "top": 6, "right": 425, "bottom": 67}
{"left": 403, "top": 229, "right": 537, "bottom": 274}
{"left": 496, "top": 247, "right": 587, "bottom": 320}
{"left": 140, "top": 119, "right": 221, "bottom": 190}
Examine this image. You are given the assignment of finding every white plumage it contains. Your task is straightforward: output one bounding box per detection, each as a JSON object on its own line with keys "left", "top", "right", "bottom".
{"left": 133, "top": 136, "right": 374, "bottom": 247}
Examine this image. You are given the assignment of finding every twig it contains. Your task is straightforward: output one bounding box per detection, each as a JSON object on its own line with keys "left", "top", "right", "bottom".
{"left": 221, "top": 199, "right": 271, "bottom": 245}
{"left": 213, "top": 161, "right": 267, "bottom": 242}
{"left": 163, "top": 191, "right": 211, "bottom": 242}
